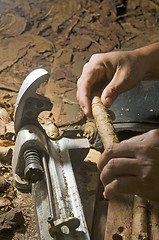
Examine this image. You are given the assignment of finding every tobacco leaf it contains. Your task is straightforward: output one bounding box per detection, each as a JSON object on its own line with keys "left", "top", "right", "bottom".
{"left": 0, "top": 207, "right": 24, "bottom": 234}
{"left": 49, "top": 0, "right": 80, "bottom": 33}
{"left": 0, "top": 13, "right": 27, "bottom": 38}
{"left": 0, "top": 108, "right": 10, "bottom": 136}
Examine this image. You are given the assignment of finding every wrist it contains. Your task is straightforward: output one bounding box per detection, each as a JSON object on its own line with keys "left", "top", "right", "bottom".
{"left": 134, "top": 43, "right": 159, "bottom": 80}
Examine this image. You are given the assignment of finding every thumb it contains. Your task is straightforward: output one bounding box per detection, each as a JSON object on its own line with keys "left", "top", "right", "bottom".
{"left": 101, "top": 69, "right": 124, "bottom": 107}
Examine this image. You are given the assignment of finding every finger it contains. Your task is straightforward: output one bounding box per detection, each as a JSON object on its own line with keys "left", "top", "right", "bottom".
{"left": 97, "top": 141, "right": 137, "bottom": 171}
{"left": 100, "top": 158, "right": 139, "bottom": 186}
{"left": 103, "top": 176, "right": 140, "bottom": 199}
{"left": 77, "top": 56, "right": 108, "bottom": 116}
{"left": 76, "top": 63, "right": 98, "bottom": 116}
{"left": 76, "top": 77, "right": 91, "bottom": 116}
{"left": 101, "top": 68, "right": 127, "bottom": 107}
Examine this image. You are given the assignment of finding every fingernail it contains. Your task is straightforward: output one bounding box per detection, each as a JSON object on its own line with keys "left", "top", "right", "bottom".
{"left": 103, "top": 191, "right": 107, "bottom": 199}
{"left": 81, "top": 106, "right": 87, "bottom": 115}
{"left": 105, "top": 97, "right": 112, "bottom": 107}
{"left": 103, "top": 191, "right": 109, "bottom": 200}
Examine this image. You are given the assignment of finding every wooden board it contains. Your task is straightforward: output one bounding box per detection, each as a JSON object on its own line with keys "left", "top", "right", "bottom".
{"left": 149, "top": 201, "right": 159, "bottom": 240}
{"left": 105, "top": 195, "right": 133, "bottom": 240}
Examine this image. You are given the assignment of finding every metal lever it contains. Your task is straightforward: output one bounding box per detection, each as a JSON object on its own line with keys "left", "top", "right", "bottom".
{"left": 12, "top": 69, "right": 91, "bottom": 239}
{"left": 14, "top": 68, "right": 52, "bottom": 134}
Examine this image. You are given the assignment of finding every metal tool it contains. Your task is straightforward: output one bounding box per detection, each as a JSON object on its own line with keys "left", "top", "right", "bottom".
{"left": 12, "top": 68, "right": 90, "bottom": 240}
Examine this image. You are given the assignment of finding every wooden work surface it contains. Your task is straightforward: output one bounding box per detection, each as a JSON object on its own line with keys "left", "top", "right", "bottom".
{"left": 77, "top": 150, "right": 159, "bottom": 240}
{"left": 75, "top": 148, "right": 133, "bottom": 239}
{"left": 105, "top": 195, "right": 133, "bottom": 239}
{"left": 78, "top": 149, "right": 159, "bottom": 240}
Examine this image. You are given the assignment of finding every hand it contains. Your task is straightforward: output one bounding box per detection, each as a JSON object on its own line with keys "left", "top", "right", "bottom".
{"left": 97, "top": 129, "right": 159, "bottom": 202}
{"left": 76, "top": 49, "right": 147, "bottom": 116}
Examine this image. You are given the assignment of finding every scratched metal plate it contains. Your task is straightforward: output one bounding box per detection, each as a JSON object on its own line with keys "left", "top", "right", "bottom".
{"left": 110, "top": 81, "right": 159, "bottom": 130}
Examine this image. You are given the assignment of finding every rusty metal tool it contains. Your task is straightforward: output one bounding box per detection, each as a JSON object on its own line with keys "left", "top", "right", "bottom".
{"left": 12, "top": 69, "right": 90, "bottom": 240}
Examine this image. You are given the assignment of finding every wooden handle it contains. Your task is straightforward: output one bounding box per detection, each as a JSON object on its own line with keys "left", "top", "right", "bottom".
{"left": 92, "top": 96, "right": 119, "bottom": 148}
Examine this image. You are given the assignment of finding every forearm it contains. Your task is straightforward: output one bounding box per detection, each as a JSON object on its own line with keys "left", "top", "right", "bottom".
{"left": 135, "top": 42, "right": 159, "bottom": 80}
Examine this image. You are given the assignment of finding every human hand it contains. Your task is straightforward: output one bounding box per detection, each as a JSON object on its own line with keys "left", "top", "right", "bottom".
{"left": 97, "top": 129, "right": 159, "bottom": 202}
{"left": 76, "top": 49, "right": 147, "bottom": 116}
